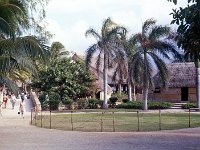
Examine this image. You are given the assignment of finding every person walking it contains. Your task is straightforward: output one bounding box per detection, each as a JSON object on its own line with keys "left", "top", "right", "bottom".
{"left": 3, "top": 94, "right": 8, "bottom": 108}
{"left": 19, "top": 99, "right": 25, "bottom": 118}
{"left": 10, "top": 93, "right": 16, "bottom": 109}
{"left": 0, "top": 99, "right": 2, "bottom": 117}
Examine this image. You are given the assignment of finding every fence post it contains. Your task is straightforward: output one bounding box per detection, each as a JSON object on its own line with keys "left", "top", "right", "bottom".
{"left": 49, "top": 110, "right": 51, "bottom": 129}
{"left": 112, "top": 112, "right": 115, "bottom": 132}
{"left": 35, "top": 107, "right": 37, "bottom": 126}
{"left": 101, "top": 112, "right": 103, "bottom": 132}
{"left": 159, "top": 109, "right": 161, "bottom": 130}
{"left": 41, "top": 110, "right": 43, "bottom": 128}
{"left": 71, "top": 111, "right": 73, "bottom": 131}
{"left": 31, "top": 108, "right": 33, "bottom": 125}
{"left": 189, "top": 108, "right": 191, "bottom": 128}
{"left": 137, "top": 111, "right": 139, "bottom": 132}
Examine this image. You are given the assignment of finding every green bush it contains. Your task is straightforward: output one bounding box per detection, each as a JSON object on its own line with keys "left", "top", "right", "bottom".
{"left": 48, "top": 92, "right": 60, "bottom": 110}
{"left": 111, "top": 92, "right": 127, "bottom": 100}
{"left": 38, "top": 94, "right": 47, "bottom": 110}
{"left": 116, "top": 101, "right": 143, "bottom": 109}
{"left": 148, "top": 102, "right": 172, "bottom": 109}
{"left": 122, "top": 99, "right": 129, "bottom": 103}
{"left": 182, "top": 103, "right": 196, "bottom": 109}
{"left": 109, "top": 97, "right": 118, "bottom": 105}
{"left": 62, "top": 97, "right": 73, "bottom": 105}
{"left": 77, "top": 98, "right": 89, "bottom": 109}
{"left": 116, "top": 101, "right": 172, "bottom": 109}
{"left": 88, "top": 98, "right": 102, "bottom": 109}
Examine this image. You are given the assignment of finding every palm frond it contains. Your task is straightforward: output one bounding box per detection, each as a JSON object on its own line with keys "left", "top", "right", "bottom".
{"left": 85, "top": 44, "right": 98, "bottom": 69}
{"left": 149, "top": 26, "right": 170, "bottom": 40}
{"left": 142, "top": 18, "right": 156, "bottom": 35}
{"left": 0, "top": 76, "right": 19, "bottom": 95}
{"left": 85, "top": 28, "right": 101, "bottom": 40}
{"left": 149, "top": 52, "right": 169, "bottom": 88}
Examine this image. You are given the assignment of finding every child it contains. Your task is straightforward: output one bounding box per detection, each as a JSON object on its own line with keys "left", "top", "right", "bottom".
{"left": 19, "top": 99, "right": 25, "bottom": 118}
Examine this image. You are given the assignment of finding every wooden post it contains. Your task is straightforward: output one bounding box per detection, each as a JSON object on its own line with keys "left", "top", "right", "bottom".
{"left": 35, "top": 108, "right": 37, "bottom": 126}
{"left": 189, "top": 108, "right": 191, "bottom": 128}
{"left": 49, "top": 110, "right": 51, "bottom": 129}
{"left": 41, "top": 110, "right": 43, "bottom": 128}
{"left": 137, "top": 111, "right": 139, "bottom": 132}
{"left": 31, "top": 108, "right": 33, "bottom": 125}
{"left": 71, "top": 111, "right": 73, "bottom": 131}
{"left": 112, "top": 112, "right": 115, "bottom": 132}
{"left": 101, "top": 112, "right": 103, "bottom": 132}
{"left": 159, "top": 109, "right": 161, "bottom": 130}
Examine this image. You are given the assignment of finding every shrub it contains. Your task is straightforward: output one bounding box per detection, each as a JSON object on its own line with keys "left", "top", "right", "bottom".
{"left": 109, "top": 97, "right": 118, "bottom": 105}
{"left": 148, "top": 102, "right": 172, "bottom": 109}
{"left": 122, "top": 99, "right": 129, "bottom": 103}
{"left": 62, "top": 98, "right": 73, "bottom": 105}
{"left": 88, "top": 98, "right": 102, "bottom": 109}
{"left": 116, "top": 101, "right": 143, "bottom": 109}
{"left": 111, "top": 92, "right": 127, "bottom": 100}
{"left": 48, "top": 92, "right": 60, "bottom": 110}
{"left": 182, "top": 103, "right": 196, "bottom": 109}
{"left": 77, "top": 98, "right": 89, "bottom": 109}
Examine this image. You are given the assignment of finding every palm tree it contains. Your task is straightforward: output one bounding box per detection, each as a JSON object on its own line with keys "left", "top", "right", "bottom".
{"left": 112, "top": 49, "right": 128, "bottom": 95}
{"left": 50, "top": 42, "right": 68, "bottom": 61}
{"left": 85, "top": 17, "right": 126, "bottom": 109}
{"left": 0, "top": 0, "right": 29, "bottom": 37}
{"left": 129, "top": 18, "right": 180, "bottom": 110}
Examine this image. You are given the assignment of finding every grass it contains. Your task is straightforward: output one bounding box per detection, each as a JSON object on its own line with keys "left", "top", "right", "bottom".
{"left": 33, "top": 111, "right": 200, "bottom": 132}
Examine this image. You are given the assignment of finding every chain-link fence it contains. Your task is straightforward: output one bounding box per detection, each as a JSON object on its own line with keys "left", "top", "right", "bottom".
{"left": 31, "top": 108, "right": 200, "bottom": 132}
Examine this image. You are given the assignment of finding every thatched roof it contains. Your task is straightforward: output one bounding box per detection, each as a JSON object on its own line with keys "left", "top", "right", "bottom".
{"left": 155, "top": 62, "right": 196, "bottom": 88}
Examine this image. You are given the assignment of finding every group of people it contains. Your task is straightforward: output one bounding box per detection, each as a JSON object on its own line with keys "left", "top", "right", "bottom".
{"left": 0, "top": 92, "right": 26, "bottom": 118}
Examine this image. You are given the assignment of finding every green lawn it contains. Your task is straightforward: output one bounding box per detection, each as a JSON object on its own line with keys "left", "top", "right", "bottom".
{"left": 33, "top": 111, "right": 200, "bottom": 132}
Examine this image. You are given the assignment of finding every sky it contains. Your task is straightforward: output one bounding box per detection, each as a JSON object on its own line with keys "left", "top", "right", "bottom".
{"left": 45, "top": 0, "right": 188, "bottom": 54}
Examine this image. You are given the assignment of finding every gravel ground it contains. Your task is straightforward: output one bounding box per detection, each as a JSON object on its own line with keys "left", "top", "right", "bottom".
{"left": 1, "top": 104, "right": 200, "bottom": 150}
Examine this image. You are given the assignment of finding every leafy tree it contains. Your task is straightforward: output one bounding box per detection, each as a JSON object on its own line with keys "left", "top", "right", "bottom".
{"left": 168, "top": 0, "right": 200, "bottom": 108}
{"left": 129, "top": 18, "right": 180, "bottom": 110}
{"left": 31, "top": 57, "right": 94, "bottom": 103}
{"left": 85, "top": 17, "right": 126, "bottom": 109}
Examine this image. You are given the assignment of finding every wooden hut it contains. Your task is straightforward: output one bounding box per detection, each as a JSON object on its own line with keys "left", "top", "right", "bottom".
{"left": 149, "top": 62, "right": 196, "bottom": 103}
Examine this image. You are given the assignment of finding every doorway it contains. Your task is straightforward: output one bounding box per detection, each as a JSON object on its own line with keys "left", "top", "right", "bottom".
{"left": 181, "top": 87, "right": 188, "bottom": 101}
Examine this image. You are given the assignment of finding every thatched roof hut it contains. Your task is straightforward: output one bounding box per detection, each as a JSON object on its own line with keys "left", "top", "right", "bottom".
{"left": 155, "top": 62, "right": 196, "bottom": 88}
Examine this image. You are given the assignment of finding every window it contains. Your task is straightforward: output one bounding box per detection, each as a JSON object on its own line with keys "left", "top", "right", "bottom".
{"left": 154, "top": 88, "right": 160, "bottom": 93}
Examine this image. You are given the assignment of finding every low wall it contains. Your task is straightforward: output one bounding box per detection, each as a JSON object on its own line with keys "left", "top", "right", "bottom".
{"left": 30, "top": 91, "right": 41, "bottom": 112}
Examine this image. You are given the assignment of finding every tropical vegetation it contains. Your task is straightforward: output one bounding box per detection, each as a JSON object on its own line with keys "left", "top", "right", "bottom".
{"left": 168, "top": 0, "right": 200, "bottom": 109}
{"left": 85, "top": 17, "right": 126, "bottom": 109}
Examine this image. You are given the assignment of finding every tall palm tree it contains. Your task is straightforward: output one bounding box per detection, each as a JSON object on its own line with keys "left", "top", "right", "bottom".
{"left": 85, "top": 17, "right": 126, "bottom": 109}
{"left": 129, "top": 18, "right": 180, "bottom": 110}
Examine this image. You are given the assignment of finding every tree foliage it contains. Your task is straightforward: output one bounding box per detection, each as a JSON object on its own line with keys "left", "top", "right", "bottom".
{"left": 169, "top": 0, "right": 199, "bottom": 61}
{"left": 31, "top": 57, "right": 94, "bottom": 102}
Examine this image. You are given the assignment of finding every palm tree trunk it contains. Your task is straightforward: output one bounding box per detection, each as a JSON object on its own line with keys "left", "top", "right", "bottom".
{"left": 195, "top": 60, "right": 200, "bottom": 109}
{"left": 103, "top": 53, "right": 108, "bottom": 109}
{"left": 143, "top": 51, "right": 148, "bottom": 110}
{"left": 128, "top": 63, "right": 132, "bottom": 101}
{"left": 118, "top": 84, "right": 122, "bottom": 94}
{"left": 128, "top": 82, "right": 132, "bottom": 101}
{"left": 133, "top": 85, "right": 136, "bottom": 101}
{"left": 143, "top": 87, "right": 148, "bottom": 110}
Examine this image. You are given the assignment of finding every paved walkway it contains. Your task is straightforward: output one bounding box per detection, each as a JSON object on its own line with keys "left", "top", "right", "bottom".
{"left": 1, "top": 102, "right": 200, "bottom": 150}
